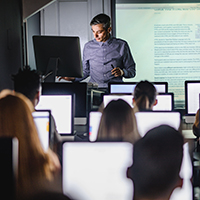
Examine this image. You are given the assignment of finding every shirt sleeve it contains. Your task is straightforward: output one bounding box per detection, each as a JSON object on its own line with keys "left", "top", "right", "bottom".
{"left": 122, "top": 42, "right": 136, "bottom": 78}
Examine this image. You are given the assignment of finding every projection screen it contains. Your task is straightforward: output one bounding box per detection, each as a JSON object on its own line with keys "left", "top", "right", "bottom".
{"left": 115, "top": 0, "right": 200, "bottom": 107}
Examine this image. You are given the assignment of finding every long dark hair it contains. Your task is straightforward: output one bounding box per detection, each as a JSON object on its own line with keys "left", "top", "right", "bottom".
{"left": 133, "top": 80, "right": 157, "bottom": 111}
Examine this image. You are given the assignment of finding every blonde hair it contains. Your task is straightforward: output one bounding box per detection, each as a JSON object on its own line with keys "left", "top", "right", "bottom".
{"left": 97, "top": 99, "right": 140, "bottom": 144}
{"left": 0, "top": 90, "right": 60, "bottom": 198}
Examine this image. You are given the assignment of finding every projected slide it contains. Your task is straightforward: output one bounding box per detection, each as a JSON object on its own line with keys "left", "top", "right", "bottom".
{"left": 116, "top": 3, "right": 200, "bottom": 105}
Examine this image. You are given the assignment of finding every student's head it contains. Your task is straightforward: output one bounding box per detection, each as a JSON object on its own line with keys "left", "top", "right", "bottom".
{"left": 127, "top": 125, "right": 184, "bottom": 200}
{"left": 133, "top": 80, "right": 157, "bottom": 111}
{"left": 12, "top": 66, "right": 41, "bottom": 107}
{"left": 90, "top": 13, "right": 111, "bottom": 42}
{"left": 97, "top": 99, "right": 140, "bottom": 143}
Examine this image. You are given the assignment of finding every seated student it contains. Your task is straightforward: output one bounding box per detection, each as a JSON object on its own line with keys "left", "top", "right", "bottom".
{"left": 132, "top": 80, "right": 158, "bottom": 113}
{"left": 12, "top": 66, "right": 60, "bottom": 152}
{"left": 127, "top": 125, "right": 184, "bottom": 200}
{"left": 97, "top": 99, "right": 140, "bottom": 144}
{"left": 0, "top": 90, "right": 61, "bottom": 199}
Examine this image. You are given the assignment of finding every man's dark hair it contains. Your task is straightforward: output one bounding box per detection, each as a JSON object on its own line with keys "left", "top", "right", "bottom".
{"left": 12, "top": 66, "right": 41, "bottom": 101}
{"left": 129, "top": 125, "right": 184, "bottom": 199}
{"left": 90, "top": 13, "right": 111, "bottom": 30}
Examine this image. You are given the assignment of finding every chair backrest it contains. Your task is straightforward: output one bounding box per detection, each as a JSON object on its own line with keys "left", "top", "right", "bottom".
{"left": 0, "top": 137, "right": 18, "bottom": 200}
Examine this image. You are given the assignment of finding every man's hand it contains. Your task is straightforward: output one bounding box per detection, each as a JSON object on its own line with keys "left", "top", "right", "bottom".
{"left": 111, "top": 65, "right": 124, "bottom": 77}
{"left": 57, "top": 77, "right": 75, "bottom": 81}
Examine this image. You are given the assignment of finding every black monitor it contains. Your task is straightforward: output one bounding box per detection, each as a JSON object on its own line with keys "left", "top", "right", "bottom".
{"left": 42, "top": 82, "right": 88, "bottom": 125}
{"left": 108, "top": 82, "right": 168, "bottom": 94}
{"left": 33, "top": 35, "right": 83, "bottom": 82}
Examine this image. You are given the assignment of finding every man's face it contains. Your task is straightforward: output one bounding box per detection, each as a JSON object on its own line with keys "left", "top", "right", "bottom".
{"left": 91, "top": 24, "right": 111, "bottom": 42}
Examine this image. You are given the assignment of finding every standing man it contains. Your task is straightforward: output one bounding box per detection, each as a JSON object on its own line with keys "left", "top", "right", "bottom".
{"left": 60, "top": 13, "right": 136, "bottom": 88}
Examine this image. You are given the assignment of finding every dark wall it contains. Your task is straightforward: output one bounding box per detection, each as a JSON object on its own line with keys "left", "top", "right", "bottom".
{"left": 0, "top": 0, "right": 23, "bottom": 91}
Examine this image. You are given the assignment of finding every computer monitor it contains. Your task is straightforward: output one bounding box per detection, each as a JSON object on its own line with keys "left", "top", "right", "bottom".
{"left": 103, "top": 93, "right": 174, "bottom": 111}
{"left": 135, "top": 111, "right": 181, "bottom": 137}
{"left": 170, "top": 143, "right": 193, "bottom": 200}
{"left": 108, "top": 82, "right": 168, "bottom": 94}
{"left": 185, "top": 81, "right": 200, "bottom": 115}
{"left": 32, "top": 110, "right": 51, "bottom": 152}
{"left": 89, "top": 111, "right": 102, "bottom": 142}
{"left": 35, "top": 95, "right": 74, "bottom": 135}
{"left": 153, "top": 93, "right": 174, "bottom": 111}
{"left": 62, "top": 142, "right": 133, "bottom": 200}
{"left": 41, "top": 82, "right": 88, "bottom": 125}
{"left": 33, "top": 35, "right": 83, "bottom": 82}
{"left": 103, "top": 94, "right": 133, "bottom": 108}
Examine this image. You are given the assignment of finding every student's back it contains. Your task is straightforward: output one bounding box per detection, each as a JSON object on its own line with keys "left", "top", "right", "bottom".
{"left": 127, "top": 125, "right": 184, "bottom": 200}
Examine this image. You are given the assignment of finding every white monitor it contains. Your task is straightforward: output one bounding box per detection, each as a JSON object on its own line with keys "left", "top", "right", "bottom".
{"left": 35, "top": 95, "right": 74, "bottom": 135}
{"left": 32, "top": 110, "right": 51, "bottom": 152}
{"left": 89, "top": 111, "right": 102, "bottom": 142}
{"left": 103, "top": 94, "right": 133, "bottom": 108}
{"left": 170, "top": 143, "right": 193, "bottom": 200}
{"left": 62, "top": 142, "right": 133, "bottom": 200}
{"left": 103, "top": 93, "right": 174, "bottom": 111}
{"left": 108, "top": 82, "right": 168, "bottom": 94}
{"left": 153, "top": 93, "right": 174, "bottom": 111}
{"left": 135, "top": 111, "right": 181, "bottom": 137}
{"left": 185, "top": 81, "right": 200, "bottom": 115}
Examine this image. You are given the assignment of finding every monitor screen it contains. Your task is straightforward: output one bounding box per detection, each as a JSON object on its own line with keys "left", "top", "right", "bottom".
{"left": 114, "top": 1, "right": 200, "bottom": 107}
{"left": 153, "top": 93, "right": 174, "bottom": 111}
{"left": 89, "top": 111, "right": 102, "bottom": 142}
{"left": 32, "top": 110, "right": 51, "bottom": 152}
{"left": 103, "top": 94, "right": 133, "bottom": 108}
{"left": 170, "top": 143, "right": 193, "bottom": 200}
{"left": 62, "top": 142, "right": 133, "bottom": 200}
{"left": 35, "top": 95, "right": 74, "bottom": 135}
{"left": 135, "top": 111, "right": 181, "bottom": 137}
{"left": 185, "top": 81, "right": 200, "bottom": 115}
{"left": 108, "top": 82, "right": 168, "bottom": 94}
{"left": 41, "top": 82, "right": 88, "bottom": 125}
{"left": 33, "top": 35, "right": 83, "bottom": 81}
{"left": 103, "top": 93, "right": 174, "bottom": 111}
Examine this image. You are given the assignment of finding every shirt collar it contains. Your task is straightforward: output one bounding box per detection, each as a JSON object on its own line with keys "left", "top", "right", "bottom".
{"left": 94, "top": 34, "right": 113, "bottom": 47}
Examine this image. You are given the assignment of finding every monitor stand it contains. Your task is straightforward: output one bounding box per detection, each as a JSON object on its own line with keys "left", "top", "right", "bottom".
{"left": 43, "top": 57, "right": 59, "bottom": 82}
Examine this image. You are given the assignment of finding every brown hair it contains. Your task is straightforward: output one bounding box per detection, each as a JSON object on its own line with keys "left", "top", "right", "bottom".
{"left": 97, "top": 99, "right": 140, "bottom": 143}
{"left": 133, "top": 80, "right": 157, "bottom": 111}
{"left": 0, "top": 90, "right": 60, "bottom": 198}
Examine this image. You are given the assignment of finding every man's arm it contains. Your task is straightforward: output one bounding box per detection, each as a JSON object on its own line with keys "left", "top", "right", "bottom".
{"left": 121, "top": 42, "right": 136, "bottom": 78}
